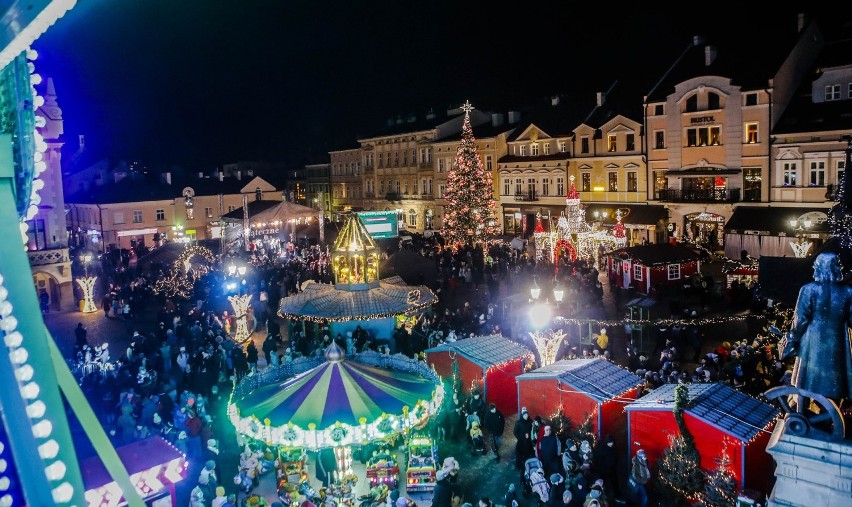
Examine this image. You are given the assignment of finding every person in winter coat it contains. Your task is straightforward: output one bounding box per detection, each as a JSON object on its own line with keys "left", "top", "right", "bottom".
{"left": 629, "top": 449, "right": 650, "bottom": 507}
{"left": 513, "top": 407, "right": 534, "bottom": 470}
{"left": 592, "top": 435, "right": 618, "bottom": 502}
{"left": 465, "top": 391, "right": 485, "bottom": 423}
{"left": 431, "top": 457, "right": 460, "bottom": 507}
{"left": 538, "top": 425, "right": 562, "bottom": 479}
{"left": 483, "top": 403, "right": 505, "bottom": 461}
{"left": 246, "top": 342, "right": 259, "bottom": 371}
{"left": 548, "top": 473, "right": 565, "bottom": 507}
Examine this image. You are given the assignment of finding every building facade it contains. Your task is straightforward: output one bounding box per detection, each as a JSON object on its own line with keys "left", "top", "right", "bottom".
{"left": 28, "top": 78, "right": 72, "bottom": 310}
{"left": 329, "top": 147, "right": 362, "bottom": 218}
{"left": 304, "top": 163, "right": 331, "bottom": 218}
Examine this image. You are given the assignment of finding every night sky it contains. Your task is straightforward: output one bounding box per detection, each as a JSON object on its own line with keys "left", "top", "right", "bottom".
{"left": 33, "top": 1, "right": 836, "bottom": 171}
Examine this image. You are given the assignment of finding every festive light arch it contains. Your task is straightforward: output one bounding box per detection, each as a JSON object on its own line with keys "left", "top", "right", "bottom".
{"left": 153, "top": 245, "right": 216, "bottom": 299}
{"left": 554, "top": 239, "right": 576, "bottom": 264}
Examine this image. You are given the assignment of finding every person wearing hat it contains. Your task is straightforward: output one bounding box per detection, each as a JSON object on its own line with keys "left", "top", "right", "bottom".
{"left": 211, "top": 486, "right": 228, "bottom": 507}
{"left": 629, "top": 449, "right": 650, "bottom": 507}
{"left": 548, "top": 473, "right": 565, "bottom": 507}
{"left": 513, "top": 407, "right": 534, "bottom": 470}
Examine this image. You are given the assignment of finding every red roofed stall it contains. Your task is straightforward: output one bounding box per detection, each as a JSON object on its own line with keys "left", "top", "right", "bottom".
{"left": 517, "top": 358, "right": 644, "bottom": 441}
{"left": 625, "top": 383, "right": 778, "bottom": 493}
{"left": 607, "top": 243, "right": 701, "bottom": 295}
{"left": 426, "top": 335, "right": 531, "bottom": 415}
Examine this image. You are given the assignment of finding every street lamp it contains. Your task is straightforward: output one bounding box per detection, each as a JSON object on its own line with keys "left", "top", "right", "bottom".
{"left": 77, "top": 253, "right": 97, "bottom": 313}
{"left": 237, "top": 265, "right": 247, "bottom": 276}
{"left": 553, "top": 281, "right": 565, "bottom": 305}
{"left": 228, "top": 264, "right": 237, "bottom": 276}
{"left": 530, "top": 275, "right": 541, "bottom": 301}
{"left": 788, "top": 217, "right": 813, "bottom": 258}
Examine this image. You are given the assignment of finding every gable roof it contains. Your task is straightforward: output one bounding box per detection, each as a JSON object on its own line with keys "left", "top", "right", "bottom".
{"left": 608, "top": 243, "right": 701, "bottom": 265}
{"left": 65, "top": 174, "right": 267, "bottom": 205}
{"left": 426, "top": 335, "right": 531, "bottom": 369}
{"left": 626, "top": 383, "right": 778, "bottom": 442}
{"left": 508, "top": 95, "right": 597, "bottom": 142}
{"left": 517, "top": 358, "right": 643, "bottom": 403}
{"left": 221, "top": 199, "right": 281, "bottom": 220}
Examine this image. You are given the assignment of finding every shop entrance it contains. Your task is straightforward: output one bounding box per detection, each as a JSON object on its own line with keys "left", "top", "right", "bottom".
{"left": 684, "top": 211, "right": 725, "bottom": 248}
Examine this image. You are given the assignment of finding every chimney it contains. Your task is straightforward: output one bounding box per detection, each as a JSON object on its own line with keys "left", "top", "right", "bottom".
{"left": 218, "top": 171, "right": 224, "bottom": 182}
{"left": 491, "top": 113, "right": 504, "bottom": 127}
{"left": 551, "top": 96, "right": 560, "bottom": 106}
{"left": 164, "top": 172, "right": 172, "bottom": 185}
{"left": 235, "top": 170, "right": 242, "bottom": 181}
{"left": 198, "top": 172, "right": 204, "bottom": 178}
{"left": 508, "top": 111, "right": 521, "bottom": 124}
{"left": 426, "top": 108, "right": 436, "bottom": 120}
{"left": 693, "top": 35, "right": 704, "bottom": 46}
{"left": 396, "top": 115, "right": 403, "bottom": 125}
{"left": 78, "top": 134, "right": 85, "bottom": 150}
{"left": 798, "top": 13, "right": 807, "bottom": 32}
{"left": 704, "top": 45, "right": 717, "bottom": 66}
{"left": 596, "top": 92, "right": 605, "bottom": 107}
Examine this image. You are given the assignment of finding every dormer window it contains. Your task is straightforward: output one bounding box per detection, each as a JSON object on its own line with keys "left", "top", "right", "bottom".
{"left": 519, "top": 145, "right": 526, "bottom": 157}
{"left": 255, "top": 187, "right": 262, "bottom": 201}
{"left": 686, "top": 94, "right": 698, "bottom": 112}
{"left": 607, "top": 134, "right": 617, "bottom": 152}
{"left": 531, "top": 143, "right": 539, "bottom": 156}
{"left": 581, "top": 137, "right": 590, "bottom": 154}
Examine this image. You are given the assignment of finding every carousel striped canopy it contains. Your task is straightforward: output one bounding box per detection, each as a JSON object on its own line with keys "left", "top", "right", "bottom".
{"left": 234, "top": 356, "right": 439, "bottom": 429}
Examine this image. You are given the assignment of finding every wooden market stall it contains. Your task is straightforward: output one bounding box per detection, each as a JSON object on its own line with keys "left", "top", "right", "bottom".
{"left": 517, "top": 358, "right": 643, "bottom": 441}
{"left": 625, "top": 383, "right": 778, "bottom": 492}
{"left": 426, "top": 335, "right": 532, "bottom": 415}
{"left": 607, "top": 243, "right": 701, "bottom": 295}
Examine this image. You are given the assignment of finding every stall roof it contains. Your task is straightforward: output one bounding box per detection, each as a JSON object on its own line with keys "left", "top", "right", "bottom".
{"left": 517, "top": 358, "right": 643, "bottom": 403}
{"left": 608, "top": 243, "right": 700, "bottom": 265}
{"left": 426, "top": 335, "right": 531, "bottom": 369}
{"left": 724, "top": 206, "right": 830, "bottom": 236}
{"left": 81, "top": 437, "right": 184, "bottom": 490}
{"left": 626, "top": 383, "right": 778, "bottom": 442}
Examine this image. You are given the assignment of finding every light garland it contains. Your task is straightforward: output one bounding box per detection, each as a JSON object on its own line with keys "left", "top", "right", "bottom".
{"left": 228, "top": 294, "right": 253, "bottom": 344}
{"left": 76, "top": 276, "right": 97, "bottom": 313}
{"left": 152, "top": 245, "right": 215, "bottom": 299}
{"left": 529, "top": 329, "right": 565, "bottom": 367}
{"left": 0, "top": 273, "right": 76, "bottom": 504}
{"left": 277, "top": 286, "right": 438, "bottom": 323}
{"left": 83, "top": 445, "right": 186, "bottom": 506}
{"left": 554, "top": 313, "right": 763, "bottom": 328}
{"left": 23, "top": 48, "right": 47, "bottom": 236}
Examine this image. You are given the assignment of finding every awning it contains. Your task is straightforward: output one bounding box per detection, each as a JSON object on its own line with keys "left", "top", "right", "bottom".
{"left": 723, "top": 206, "right": 830, "bottom": 236}
{"left": 584, "top": 204, "right": 667, "bottom": 228}
{"left": 664, "top": 168, "right": 740, "bottom": 176}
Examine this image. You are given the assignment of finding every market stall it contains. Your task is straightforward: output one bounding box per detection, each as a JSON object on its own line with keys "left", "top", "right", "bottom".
{"left": 426, "top": 335, "right": 532, "bottom": 415}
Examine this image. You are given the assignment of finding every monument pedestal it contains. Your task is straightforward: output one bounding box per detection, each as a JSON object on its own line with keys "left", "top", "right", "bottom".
{"left": 766, "top": 424, "right": 852, "bottom": 506}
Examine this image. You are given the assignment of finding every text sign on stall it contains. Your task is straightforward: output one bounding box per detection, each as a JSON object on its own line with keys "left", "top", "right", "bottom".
{"left": 357, "top": 211, "right": 399, "bottom": 239}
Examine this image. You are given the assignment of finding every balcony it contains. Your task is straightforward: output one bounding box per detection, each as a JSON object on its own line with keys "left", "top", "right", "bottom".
{"left": 28, "top": 247, "right": 70, "bottom": 266}
{"left": 514, "top": 191, "right": 539, "bottom": 202}
{"left": 656, "top": 188, "right": 741, "bottom": 203}
{"left": 385, "top": 192, "right": 402, "bottom": 201}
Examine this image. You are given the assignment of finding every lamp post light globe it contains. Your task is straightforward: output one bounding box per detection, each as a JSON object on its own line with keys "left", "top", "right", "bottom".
{"left": 228, "top": 264, "right": 237, "bottom": 276}
{"left": 237, "top": 265, "right": 247, "bottom": 276}
{"left": 528, "top": 303, "right": 552, "bottom": 330}
{"left": 530, "top": 276, "right": 541, "bottom": 301}
{"left": 553, "top": 282, "right": 564, "bottom": 304}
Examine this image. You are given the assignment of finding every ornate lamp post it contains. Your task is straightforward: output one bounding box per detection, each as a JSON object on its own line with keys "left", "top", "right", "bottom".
{"left": 77, "top": 253, "right": 97, "bottom": 313}
{"left": 530, "top": 275, "right": 541, "bottom": 301}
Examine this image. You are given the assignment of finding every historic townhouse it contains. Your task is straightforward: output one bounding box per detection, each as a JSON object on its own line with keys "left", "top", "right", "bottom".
{"left": 329, "top": 147, "right": 362, "bottom": 217}
{"left": 571, "top": 84, "right": 664, "bottom": 245}
{"left": 498, "top": 97, "right": 588, "bottom": 236}
{"left": 304, "top": 163, "right": 331, "bottom": 218}
{"left": 354, "top": 109, "right": 491, "bottom": 233}
{"left": 645, "top": 16, "right": 823, "bottom": 247}
{"left": 725, "top": 35, "right": 851, "bottom": 259}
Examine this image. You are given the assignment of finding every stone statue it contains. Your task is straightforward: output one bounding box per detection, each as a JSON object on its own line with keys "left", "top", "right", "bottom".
{"left": 783, "top": 252, "right": 852, "bottom": 402}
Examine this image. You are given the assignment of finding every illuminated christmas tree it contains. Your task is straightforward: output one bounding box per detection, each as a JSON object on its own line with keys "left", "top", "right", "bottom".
{"left": 656, "top": 383, "right": 704, "bottom": 502}
{"left": 828, "top": 139, "right": 852, "bottom": 263}
{"left": 440, "top": 101, "right": 498, "bottom": 248}
{"left": 701, "top": 447, "right": 738, "bottom": 507}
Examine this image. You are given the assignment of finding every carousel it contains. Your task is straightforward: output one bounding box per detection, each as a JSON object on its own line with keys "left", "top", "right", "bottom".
{"left": 278, "top": 212, "right": 437, "bottom": 351}
{"left": 227, "top": 343, "right": 444, "bottom": 502}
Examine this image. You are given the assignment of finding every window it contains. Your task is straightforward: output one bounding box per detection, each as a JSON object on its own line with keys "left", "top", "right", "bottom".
{"left": 205, "top": 207, "right": 213, "bottom": 218}
{"left": 558, "top": 141, "right": 567, "bottom": 153}
{"left": 686, "top": 126, "right": 721, "bottom": 147}
{"left": 438, "top": 158, "right": 444, "bottom": 173}
{"left": 402, "top": 151, "right": 408, "bottom": 166}
{"left": 186, "top": 208, "right": 194, "bottom": 220}
{"left": 626, "top": 133, "right": 635, "bottom": 151}
{"left": 556, "top": 177, "right": 564, "bottom": 196}
{"left": 654, "top": 130, "right": 665, "bottom": 149}
{"left": 132, "top": 210, "right": 143, "bottom": 223}
{"left": 581, "top": 173, "right": 591, "bottom": 192}
{"left": 515, "top": 178, "right": 523, "bottom": 194}
{"left": 745, "top": 123, "right": 759, "bottom": 144}
{"left": 486, "top": 155, "right": 493, "bottom": 171}
{"left": 519, "top": 145, "right": 526, "bottom": 157}
{"left": 668, "top": 264, "right": 681, "bottom": 280}
{"left": 542, "top": 178, "right": 550, "bottom": 196}
{"left": 783, "top": 162, "right": 798, "bottom": 186}
{"left": 809, "top": 161, "right": 826, "bottom": 186}
{"left": 608, "top": 172, "right": 618, "bottom": 192}
{"left": 379, "top": 180, "right": 385, "bottom": 194}
{"left": 427, "top": 178, "right": 433, "bottom": 195}
{"left": 581, "top": 137, "right": 590, "bottom": 154}
{"left": 634, "top": 264, "right": 643, "bottom": 281}
{"left": 408, "top": 209, "right": 417, "bottom": 227}
{"left": 25, "top": 218, "right": 45, "bottom": 250}
{"left": 113, "top": 211, "right": 125, "bottom": 224}
{"left": 503, "top": 178, "right": 510, "bottom": 195}
{"left": 607, "top": 134, "right": 617, "bottom": 152}
{"left": 403, "top": 180, "right": 408, "bottom": 194}
{"left": 654, "top": 104, "right": 664, "bottom": 115}
{"left": 543, "top": 143, "right": 550, "bottom": 155}
{"left": 654, "top": 171, "right": 669, "bottom": 195}
{"left": 708, "top": 92, "right": 720, "bottom": 110}
{"left": 386, "top": 152, "right": 391, "bottom": 167}
{"left": 155, "top": 209, "right": 165, "bottom": 221}
{"left": 527, "top": 178, "right": 537, "bottom": 197}
{"left": 745, "top": 93, "right": 758, "bottom": 106}
{"left": 438, "top": 184, "right": 446, "bottom": 198}
{"left": 826, "top": 84, "right": 841, "bottom": 101}
{"left": 838, "top": 159, "right": 846, "bottom": 187}
{"left": 685, "top": 94, "right": 698, "bottom": 112}
{"left": 227, "top": 206, "right": 236, "bottom": 213}
{"left": 531, "top": 143, "right": 539, "bottom": 156}
{"left": 744, "top": 167, "right": 762, "bottom": 202}
{"left": 627, "top": 172, "right": 638, "bottom": 192}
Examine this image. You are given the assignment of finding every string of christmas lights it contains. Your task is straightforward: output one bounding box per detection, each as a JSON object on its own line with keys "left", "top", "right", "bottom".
{"left": 152, "top": 245, "right": 215, "bottom": 299}
{"left": 553, "top": 313, "right": 763, "bottom": 328}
